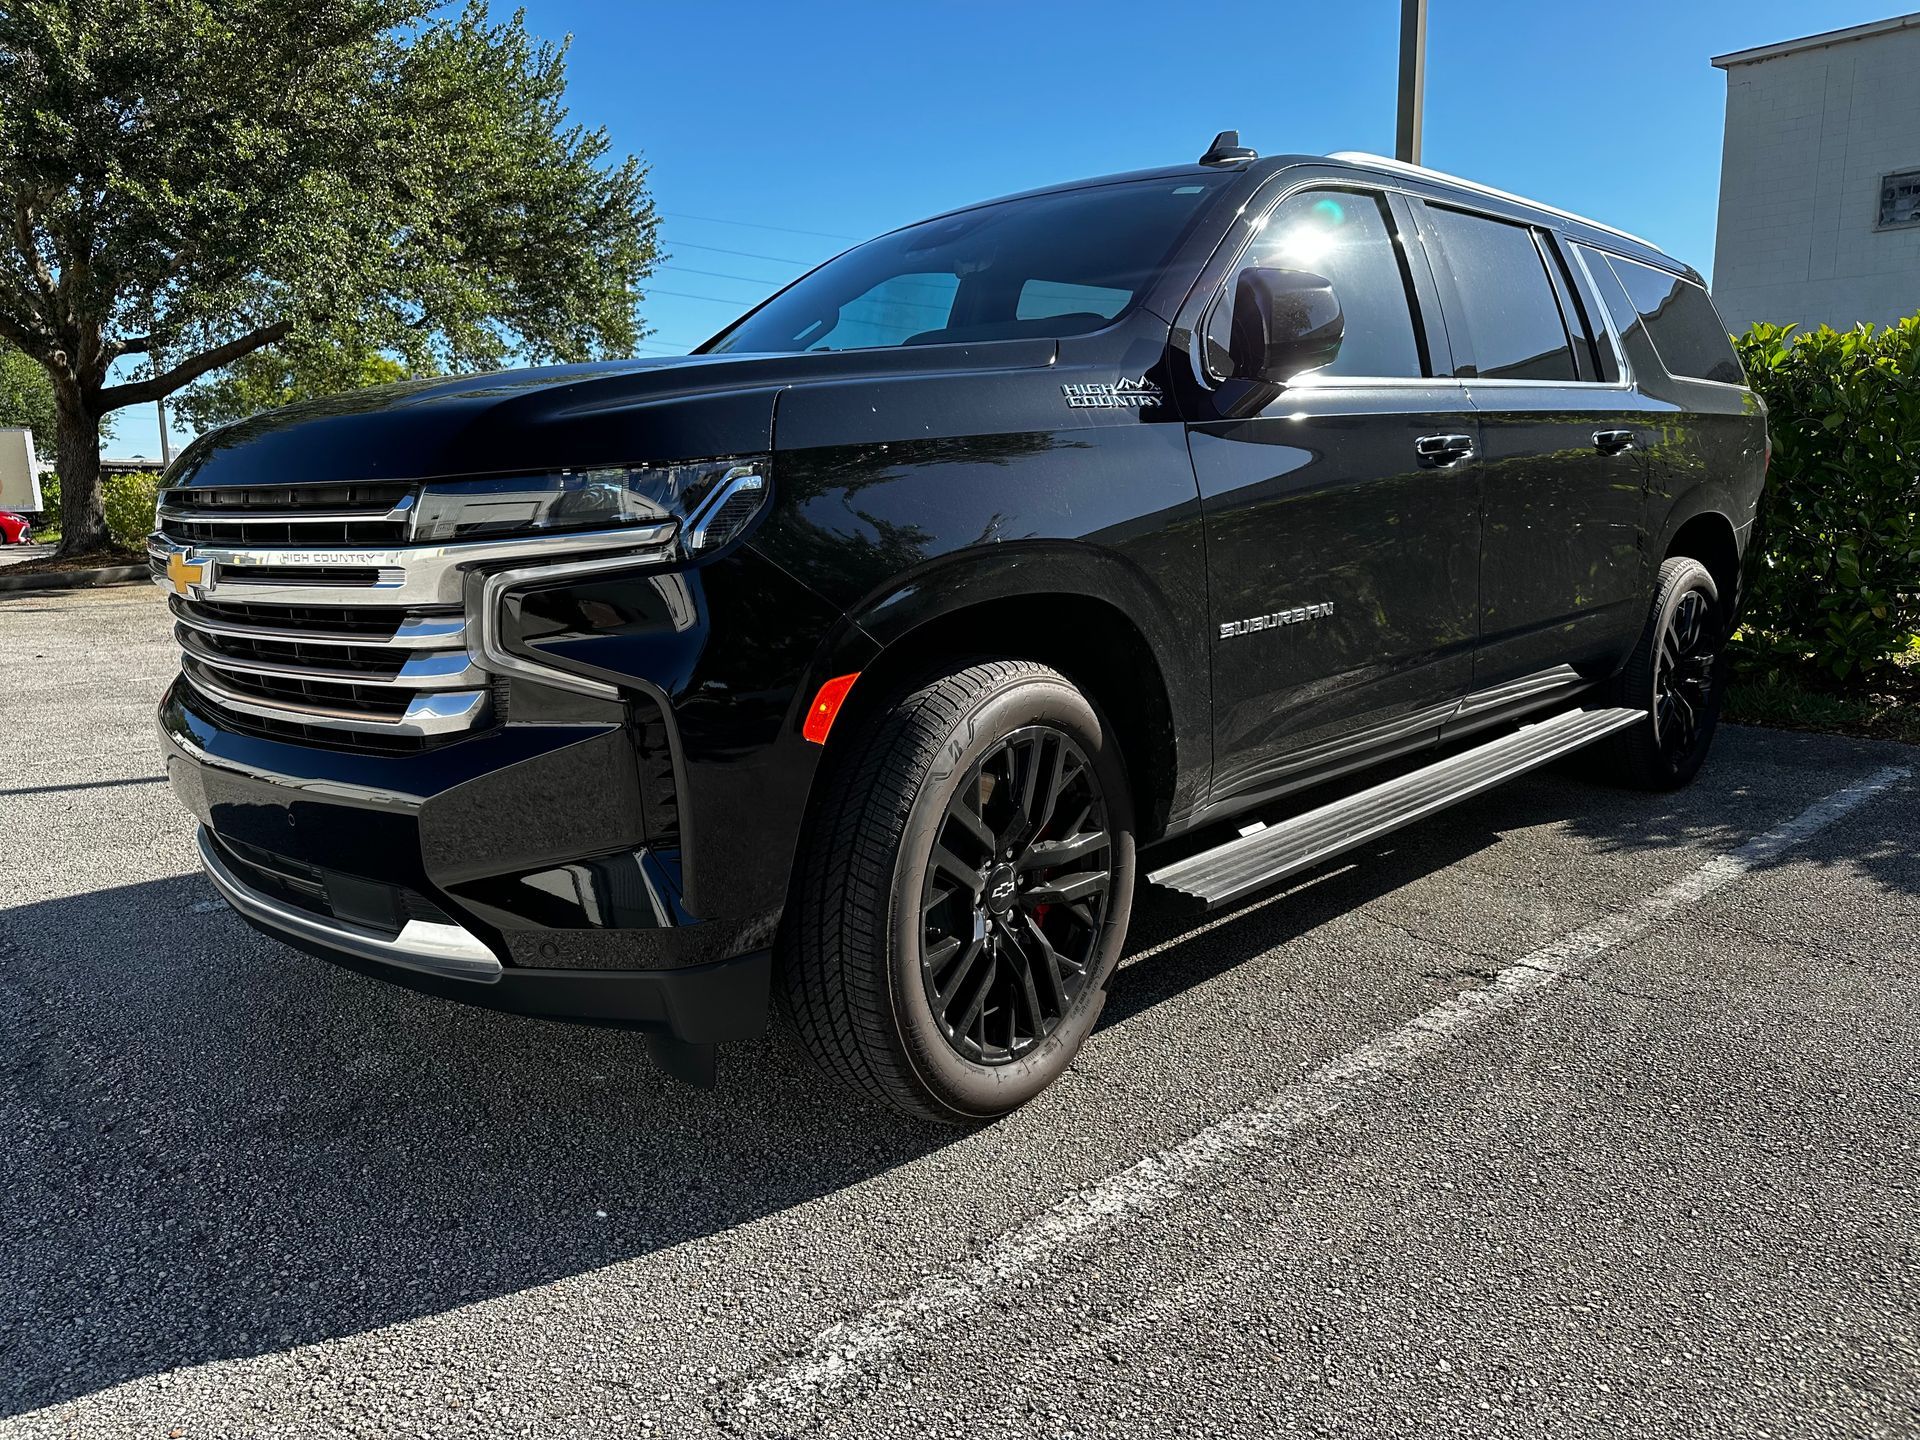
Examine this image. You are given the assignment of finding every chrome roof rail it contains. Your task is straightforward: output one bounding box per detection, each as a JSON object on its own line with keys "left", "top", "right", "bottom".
{"left": 1326, "top": 151, "right": 1664, "bottom": 254}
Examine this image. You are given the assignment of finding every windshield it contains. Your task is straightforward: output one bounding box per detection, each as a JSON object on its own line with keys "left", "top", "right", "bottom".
{"left": 704, "top": 174, "right": 1234, "bottom": 354}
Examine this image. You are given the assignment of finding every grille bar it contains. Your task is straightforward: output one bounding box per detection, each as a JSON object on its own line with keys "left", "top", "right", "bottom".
{"left": 179, "top": 657, "right": 489, "bottom": 737}
{"left": 175, "top": 625, "right": 486, "bottom": 690}
{"left": 157, "top": 493, "right": 416, "bottom": 527}
{"left": 149, "top": 523, "right": 675, "bottom": 607}
{"left": 159, "top": 484, "right": 417, "bottom": 548}
{"left": 169, "top": 596, "right": 465, "bottom": 650}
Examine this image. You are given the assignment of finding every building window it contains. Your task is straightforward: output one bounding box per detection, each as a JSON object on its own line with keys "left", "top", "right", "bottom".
{"left": 1877, "top": 170, "right": 1920, "bottom": 229}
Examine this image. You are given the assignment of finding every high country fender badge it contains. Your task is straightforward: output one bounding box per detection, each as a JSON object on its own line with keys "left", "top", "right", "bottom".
{"left": 1220, "top": 602, "right": 1335, "bottom": 639}
{"left": 1062, "top": 378, "right": 1163, "bottom": 409}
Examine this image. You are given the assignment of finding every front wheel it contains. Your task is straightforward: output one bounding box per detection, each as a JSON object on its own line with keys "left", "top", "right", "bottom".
{"left": 779, "top": 659, "right": 1136, "bottom": 1123}
{"left": 1596, "top": 556, "right": 1728, "bottom": 790}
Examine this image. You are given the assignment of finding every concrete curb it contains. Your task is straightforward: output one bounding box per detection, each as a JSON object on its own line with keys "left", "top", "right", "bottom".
{"left": 0, "top": 564, "right": 147, "bottom": 594}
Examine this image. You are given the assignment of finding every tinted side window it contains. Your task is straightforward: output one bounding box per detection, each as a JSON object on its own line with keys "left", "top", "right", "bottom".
{"left": 1209, "top": 189, "right": 1425, "bottom": 380}
{"left": 796, "top": 272, "right": 959, "bottom": 350}
{"left": 1422, "top": 206, "right": 1577, "bottom": 381}
{"left": 1017, "top": 279, "right": 1130, "bottom": 322}
{"left": 1605, "top": 255, "right": 1744, "bottom": 385}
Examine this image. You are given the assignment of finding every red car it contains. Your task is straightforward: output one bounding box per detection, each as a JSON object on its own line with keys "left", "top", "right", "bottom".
{"left": 0, "top": 510, "right": 32, "bottom": 544}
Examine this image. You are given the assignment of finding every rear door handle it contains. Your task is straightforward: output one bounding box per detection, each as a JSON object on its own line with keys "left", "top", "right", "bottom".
{"left": 1415, "top": 433, "right": 1475, "bottom": 468}
{"left": 1594, "top": 429, "right": 1637, "bottom": 454}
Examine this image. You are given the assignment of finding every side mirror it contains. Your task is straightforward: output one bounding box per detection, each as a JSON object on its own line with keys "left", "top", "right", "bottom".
{"left": 1229, "top": 267, "right": 1344, "bottom": 383}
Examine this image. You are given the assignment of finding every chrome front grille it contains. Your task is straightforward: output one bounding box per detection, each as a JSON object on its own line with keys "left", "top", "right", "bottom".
{"left": 151, "top": 495, "right": 680, "bottom": 748}
{"left": 170, "top": 595, "right": 486, "bottom": 740}
{"left": 154, "top": 482, "right": 480, "bottom": 745}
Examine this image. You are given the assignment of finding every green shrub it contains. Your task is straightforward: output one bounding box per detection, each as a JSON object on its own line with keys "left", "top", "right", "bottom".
{"left": 1733, "top": 316, "right": 1920, "bottom": 680}
{"left": 101, "top": 470, "right": 161, "bottom": 552}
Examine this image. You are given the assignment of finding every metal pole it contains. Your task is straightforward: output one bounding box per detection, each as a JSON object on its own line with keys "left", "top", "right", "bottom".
{"left": 157, "top": 396, "right": 173, "bottom": 466}
{"left": 1396, "top": 0, "right": 1428, "bottom": 165}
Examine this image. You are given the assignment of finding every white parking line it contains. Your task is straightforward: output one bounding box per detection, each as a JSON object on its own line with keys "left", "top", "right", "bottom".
{"left": 724, "top": 765, "right": 1911, "bottom": 1427}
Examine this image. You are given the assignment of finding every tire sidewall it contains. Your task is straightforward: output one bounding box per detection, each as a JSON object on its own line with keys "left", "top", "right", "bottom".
{"left": 883, "top": 672, "right": 1135, "bottom": 1120}
{"left": 1634, "top": 561, "right": 1724, "bottom": 786}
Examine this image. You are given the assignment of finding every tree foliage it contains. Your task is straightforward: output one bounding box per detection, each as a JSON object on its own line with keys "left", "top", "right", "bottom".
{"left": 0, "top": 344, "right": 56, "bottom": 438}
{"left": 0, "top": 0, "right": 659, "bottom": 552}
{"left": 0, "top": 346, "right": 111, "bottom": 447}
{"left": 1733, "top": 316, "right": 1920, "bottom": 680}
{"left": 173, "top": 334, "right": 411, "bottom": 433}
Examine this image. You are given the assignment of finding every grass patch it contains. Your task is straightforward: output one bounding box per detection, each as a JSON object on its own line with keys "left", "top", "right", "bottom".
{"left": 1725, "top": 647, "right": 1920, "bottom": 746}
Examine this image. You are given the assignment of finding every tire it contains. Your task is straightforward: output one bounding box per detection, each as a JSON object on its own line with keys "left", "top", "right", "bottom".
{"left": 1596, "top": 556, "right": 1727, "bottom": 790}
{"left": 778, "top": 659, "right": 1137, "bottom": 1123}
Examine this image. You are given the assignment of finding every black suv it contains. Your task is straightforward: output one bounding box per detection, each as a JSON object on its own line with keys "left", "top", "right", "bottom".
{"left": 151, "top": 138, "right": 1766, "bottom": 1121}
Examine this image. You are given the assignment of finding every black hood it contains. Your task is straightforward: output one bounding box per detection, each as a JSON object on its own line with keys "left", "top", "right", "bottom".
{"left": 163, "top": 341, "right": 1058, "bottom": 489}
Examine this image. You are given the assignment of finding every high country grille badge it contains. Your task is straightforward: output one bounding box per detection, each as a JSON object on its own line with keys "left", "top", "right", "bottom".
{"left": 1062, "top": 378, "right": 1162, "bottom": 409}
{"left": 1220, "top": 601, "right": 1334, "bottom": 639}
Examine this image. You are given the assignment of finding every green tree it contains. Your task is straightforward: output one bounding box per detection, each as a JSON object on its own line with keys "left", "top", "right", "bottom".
{"left": 0, "top": 346, "right": 112, "bottom": 458}
{"left": 0, "top": 0, "right": 659, "bottom": 555}
{"left": 0, "top": 344, "right": 56, "bottom": 439}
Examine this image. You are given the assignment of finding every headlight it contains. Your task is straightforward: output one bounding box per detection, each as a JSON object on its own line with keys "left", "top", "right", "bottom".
{"left": 411, "top": 456, "right": 769, "bottom": 555}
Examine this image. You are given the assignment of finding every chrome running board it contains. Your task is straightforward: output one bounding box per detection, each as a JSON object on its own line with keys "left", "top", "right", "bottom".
{"left": 1149, "top": 707, "right": 1643, "bottom": 908}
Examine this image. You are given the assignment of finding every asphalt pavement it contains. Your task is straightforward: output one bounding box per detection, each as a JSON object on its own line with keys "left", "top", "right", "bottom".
{"left": 2, "top": 584, "right": 1915, "bottom": 1439}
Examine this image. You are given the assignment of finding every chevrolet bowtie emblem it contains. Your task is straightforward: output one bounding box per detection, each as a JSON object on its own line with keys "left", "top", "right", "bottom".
{"left": 166, "top": 549, "right": 210, "bottom": 599}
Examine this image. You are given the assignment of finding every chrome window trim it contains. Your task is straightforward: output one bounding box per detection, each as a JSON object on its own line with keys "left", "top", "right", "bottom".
{"left": 1188, "top": 168, "right": 1656, "bottom": 396}
{"left": 1542, "top": 236, "right": 1630, "bottom": 388}
{"left": 1585, "top": 248, "right": 1748, "bottom": 391}
{"left": 197, "top": 826, "right": 502, "bottom": 984}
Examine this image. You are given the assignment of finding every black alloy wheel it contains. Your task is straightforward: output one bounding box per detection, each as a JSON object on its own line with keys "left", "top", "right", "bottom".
{"left": 1599, "top": 555, "right": 1726, "bottom": 790}
{"left": 1654, "top": 586, "right": 1718, "bottom": 764}
{"left": 779, "top": 658, "right": 1136, "bottom": 1122}
{"left": 918, "top": 725, "right": 1113, "bottom": 1065}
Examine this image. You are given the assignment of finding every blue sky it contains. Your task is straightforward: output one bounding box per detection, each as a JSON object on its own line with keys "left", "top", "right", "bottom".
{"left": 118, "top": 0, "right": 1894, "bottom": 457}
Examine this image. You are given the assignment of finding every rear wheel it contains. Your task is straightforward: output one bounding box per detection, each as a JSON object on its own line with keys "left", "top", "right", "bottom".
{"left": 1597, "top": 556, "right": 1727, "bottom": 789}
{"left": 779, "top": 659, "right": 1135, "bottom": 1122}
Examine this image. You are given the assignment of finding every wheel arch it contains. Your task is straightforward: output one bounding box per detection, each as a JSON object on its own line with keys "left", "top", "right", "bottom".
{"left": 798, "top": 545, "right": 1208, "bottom": 840}
{"left": 1661, "top": 507, "right": 1742, "bottom": 616}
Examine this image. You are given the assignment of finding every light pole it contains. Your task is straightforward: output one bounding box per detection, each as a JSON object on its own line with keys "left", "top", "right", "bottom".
{"left": 1397, "top": 0, "right": 1428, "bottom": 165}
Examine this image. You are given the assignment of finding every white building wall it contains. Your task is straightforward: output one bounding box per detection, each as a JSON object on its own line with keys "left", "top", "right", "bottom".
{"left": 1712, "top": 19, "right": 1920, "bottom": 332}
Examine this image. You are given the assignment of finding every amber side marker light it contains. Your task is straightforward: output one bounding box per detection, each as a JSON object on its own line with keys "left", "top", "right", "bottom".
{"left": 803, "top": 672, "right": 861, "bottom": 745}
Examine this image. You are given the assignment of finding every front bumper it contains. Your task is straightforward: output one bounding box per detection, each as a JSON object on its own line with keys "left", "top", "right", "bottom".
{"left": 199, "top": 822, "right": 770, "bottom": 1047}
{"left": 161, "top": 677, "right": 780, "bottom": 1048}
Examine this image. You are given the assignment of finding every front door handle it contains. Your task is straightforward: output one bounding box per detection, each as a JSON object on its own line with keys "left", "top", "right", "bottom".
{"left": 1415, "top": 433, "right": 1475, "bottom": 468}
{"left": 1594, "top": 428, "right": 1638, "bottom": 454}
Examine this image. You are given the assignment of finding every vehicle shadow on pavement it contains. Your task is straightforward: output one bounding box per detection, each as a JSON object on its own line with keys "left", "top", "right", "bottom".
{"left": 1547, "top": 725, "right": 1919, "bottom": 901}
{"left": 0, "top": 873, "right": 961, "bottom": 1418}
{"left": 3, "top": 823, "right": 1517, "bottom": 1416}
{"left": 1104, "top": 724, "right": 1917, "bottom": 1038}
{"left": 2, "top": 729, "right": 1909, "bottom": 1417}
